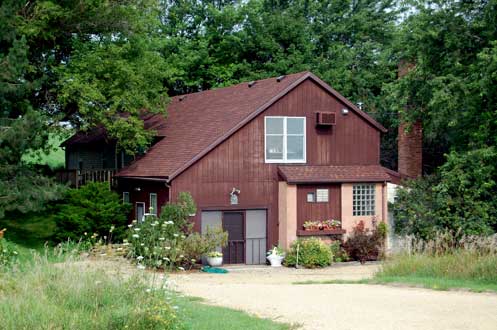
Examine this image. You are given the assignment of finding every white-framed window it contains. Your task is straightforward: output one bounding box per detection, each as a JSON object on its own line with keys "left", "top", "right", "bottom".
{"left": 149, "top": 193, "right": 157, "bottom": 215}
{"left": 123, "top": 192, "right": 130, "bottom": 203}
{"left": 353, "top": 184, "right": 376, "bottom": 216}
{"left": 264, "top": 116, "right": 306, "bottom": 163}
{"left": 316, "top": 189, "right": 329, "bottom": 202}
{"left": 307, "top": 192, "right": 315, "bottom": 202}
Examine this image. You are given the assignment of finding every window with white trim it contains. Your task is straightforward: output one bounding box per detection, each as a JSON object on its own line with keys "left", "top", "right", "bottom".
{"left": 353, "top": 184, "right": 375, "bottom": 216}
{"left": 123, "top": 192, "right": 130, "bottom": 204}
{"left": 307, "top": 192, "right": 315, "bottom": 202}
{"left": 149, "top": 193, "right": 157, "bottom": 215}
{"left": 265, "top": 116, "right": 306, "bottom": 163}
{"left": 316, "top": 189, "right": 329, "bottom": 202}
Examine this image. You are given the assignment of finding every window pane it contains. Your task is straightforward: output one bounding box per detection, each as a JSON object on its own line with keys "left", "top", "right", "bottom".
{"left": 287, "top": 118, "right": 304, "bottom": 134}
{"left": 287, "top": 135, "right": 304, "bottom": 160}
{"left": 266, "top": 135, "right": 284, "bottom": 160}
{"left": 123, "top": 192, "right": 130, "bottom": 203}
{"left": 266, "top": 117, "right": 284, "bottom": 134}
{"left": 316, "top": 189, "right": 329, "bottom": 202}
{"left": 150, "top": 193, "right": 157, "bottom": 215}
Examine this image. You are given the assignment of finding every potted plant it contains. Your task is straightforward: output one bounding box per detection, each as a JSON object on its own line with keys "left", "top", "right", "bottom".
{"left": 303, "top": 220, "right": 320, "bottom": 231}
{"left": 266, "top": 246, "right": 285, "bottom": 267}
{"left": 206, "top": 251, "right": 223, "bottom": 267}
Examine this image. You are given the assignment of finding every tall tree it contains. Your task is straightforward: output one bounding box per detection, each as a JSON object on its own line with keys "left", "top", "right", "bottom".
{"left": 0, "top": 0, "right": 169, "bottom": 216}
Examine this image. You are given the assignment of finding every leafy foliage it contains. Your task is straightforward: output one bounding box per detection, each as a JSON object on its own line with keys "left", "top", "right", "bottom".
{"left": 343, "top": 221, "right": 385, "bottom": 263}
{"left": 127, "top": 192, "right": 227, "bottom": 270}
{"left": 0, "top": 236, "right": 18, "bottom": 269}
{"left": 394, "top": 148, "right": 497, "bottom": 238}
{"left": 52, "top": 182, "right": 130, "bottom": 242}
{"left": 329, "top": 240, "right": 349, "bottom": 263}
{"left": 284, "top": 237, "right": 333, "bottom": 268}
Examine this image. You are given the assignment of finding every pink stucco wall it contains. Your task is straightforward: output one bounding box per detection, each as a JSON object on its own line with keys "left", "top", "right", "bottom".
{"left": 278, "top": 182, "right": 297, "bottom": 249}
{"left": 340, "top": 183, "right": 388, "bottom": 237}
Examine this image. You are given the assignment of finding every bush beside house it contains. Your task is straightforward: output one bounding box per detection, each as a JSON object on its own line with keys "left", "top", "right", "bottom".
{"left": 284, "top": 237, "right": 333, "bottom": 268}
{"left": 52, "top": 182, "right": 130, "bottom": 242}
{"left": 127, "top": 192, "right": 228, "bottom": 270}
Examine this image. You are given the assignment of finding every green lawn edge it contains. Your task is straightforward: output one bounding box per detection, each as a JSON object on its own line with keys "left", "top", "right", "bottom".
{"left": 293, "top": 276, "right": 497, "bottom": 293}
{"left": 174, "top": 295, "right": 297, "bottom": 330}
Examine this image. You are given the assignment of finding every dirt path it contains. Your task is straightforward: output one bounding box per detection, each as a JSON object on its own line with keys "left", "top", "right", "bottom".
{"left": 169, "top": 263, "right": 497, "bottom": 330}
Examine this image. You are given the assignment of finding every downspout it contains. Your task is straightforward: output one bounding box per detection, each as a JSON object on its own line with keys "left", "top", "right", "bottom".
{"left": 166, "top": 181, "right": 172, "bottom": 204}
{"left": 381, "top": 182, "right": 386, "bottom": 222}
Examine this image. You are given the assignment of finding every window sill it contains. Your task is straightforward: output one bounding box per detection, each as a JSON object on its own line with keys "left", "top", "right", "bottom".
{"left": 297, "top": 229, "right": 346, "bottom": 236}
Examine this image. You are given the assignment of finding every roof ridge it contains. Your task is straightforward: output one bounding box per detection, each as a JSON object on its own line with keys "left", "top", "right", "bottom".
{"left": 171, "top": 71, "right": 310, "bottom": 100}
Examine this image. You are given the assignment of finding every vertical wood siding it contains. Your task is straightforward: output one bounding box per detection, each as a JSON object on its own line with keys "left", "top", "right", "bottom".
{"left": 117, "top": 180, "right": 169, "bottom": 221}
{"left": 171, "top": 79, "right": 380, "bottom": 247}
{"left": 296, "top": 184, "right": 341, "bottom": 230}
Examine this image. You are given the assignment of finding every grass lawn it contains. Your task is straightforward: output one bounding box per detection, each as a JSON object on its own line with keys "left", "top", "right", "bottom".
{"left": 175, "top": 296, "right": 292, "bottom": 330}
{"left": 22, "top": 131, "right": 70, "bottom": 170}
{"left": 0, "top": 214, "right": 291, "bottom": 330}
{"left": 293, "top": 277, "right": 497, "bottom": 293}
{"left": 294, "top": 251, "right": 497, "bottom": 293}
{"left": 0, "top": 211, "right": 55, "bottom": 258}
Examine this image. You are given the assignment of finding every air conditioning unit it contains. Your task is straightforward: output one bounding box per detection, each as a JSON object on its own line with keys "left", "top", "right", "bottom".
{"left": 316, "top": 112, "right": 336, "bottom": 126}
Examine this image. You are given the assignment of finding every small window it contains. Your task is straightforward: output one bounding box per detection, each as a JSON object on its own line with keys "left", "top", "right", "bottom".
{"left": 123, "top": 192, "right": 130, "bottom": 203}
{"left": 307, "top": 192, "right": 315, "bottom": 202}
{"left": 316, "top": 189, "right": 329, "bottom": 202}
{"left": 353, "top": 184, "right": 375, "bottom": 216}
{"left": 149, "top": 193, "right": 157, "bottom": 215}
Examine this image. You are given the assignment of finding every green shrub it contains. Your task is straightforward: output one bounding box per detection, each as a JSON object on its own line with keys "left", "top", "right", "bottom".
{"left": 0, "top": 237, "right": 18, "bottom": 269}
{"left": 393, "top": 147, "right": 497, "bottom": 238}
{"left": 329, "top": 240, "right": 349, "bottom": 262}
{"left": 0, "top": 256, "right": 181, "bottom": 330}
{"left": 343, "top": 221, "right": 384, "bottom": 263}
{"left": 53, "top": 182, "right": 130, "bottom": 242}
{"left": 284, "top": 238, "right": 333, "bottom": 268}
{"left": 127, "top": 192, "right": 227, "bottom": 270}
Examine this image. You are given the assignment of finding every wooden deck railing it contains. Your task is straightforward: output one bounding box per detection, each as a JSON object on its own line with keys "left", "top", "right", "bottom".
{"left": 55, "top": 169, "right": 116, "bottom": 188}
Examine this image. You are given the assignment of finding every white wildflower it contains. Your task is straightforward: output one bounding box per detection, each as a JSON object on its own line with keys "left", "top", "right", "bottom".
{"left": 128, "top": 224, "right": 133, "bottom": 228}
{"left": 159, "top": 237, "right": 165, "bottom": 241}
{"left": 137, "top": 256, "right": 144, "bottom": 261}
{"left": 145, "top": 288, "right": 151, "bottom": 293}
{"left": 132, "top": 234, "right": 139, "bottom": 238}
{"left": 178, "top": 267, "right": 185, "bottom": 271}
{"left": 134, "top": 228, "right": 140, "bottom": 231}
{"left": 137, "top": 264, "right": 146, "bottom": 270}
{"left": 173, "top": 233, "right": 179, "bottom": 238}
{"left": 164, "top": 246, "right": 171, "bottom": 250}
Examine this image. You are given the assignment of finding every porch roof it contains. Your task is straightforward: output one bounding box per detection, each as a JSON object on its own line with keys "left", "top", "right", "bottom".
{"left": 278, "top": 165, "right": 392, "bottom": 184}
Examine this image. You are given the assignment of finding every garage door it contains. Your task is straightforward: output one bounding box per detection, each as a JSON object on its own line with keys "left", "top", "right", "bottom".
{"left": 245, "top": 210, "right": 267, "bottom": 265}
{"left": 201, "top": 209, "right": 267, "bottom": 264}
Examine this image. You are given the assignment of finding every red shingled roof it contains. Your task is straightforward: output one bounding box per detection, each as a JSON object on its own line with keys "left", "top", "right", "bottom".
{"left": 116, "top": 71, "right": 387, "bottom": 180}
{"left": 278, "top": 165, "right": 392, "bottom": 184}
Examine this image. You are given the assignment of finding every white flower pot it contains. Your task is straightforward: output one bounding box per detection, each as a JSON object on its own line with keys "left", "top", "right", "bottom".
{"left": 206, "top": 256, "right": 223, "bottom": 267}
{"left": 267, "top": 254, "right": 284, "bottom": 267}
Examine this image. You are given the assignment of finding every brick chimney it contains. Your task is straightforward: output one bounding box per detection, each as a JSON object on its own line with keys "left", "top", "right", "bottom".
{"left": 397, "top": 60, "right": 423, "bottom": 178}
{"left": 398, "top": 121, "right": 422, "bottom": 178}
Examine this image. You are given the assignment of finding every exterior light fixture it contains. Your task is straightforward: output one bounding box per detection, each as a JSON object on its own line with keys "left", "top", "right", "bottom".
{"left": 230, "top": 187, "right": 240, "bottom": 205}
{"left": 341, "top": 108, "right": 349, "bottom": 115}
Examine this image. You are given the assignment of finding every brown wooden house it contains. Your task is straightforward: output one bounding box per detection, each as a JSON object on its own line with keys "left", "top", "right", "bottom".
{"left": 109, "top": 71, "right": 398, "bottom": 264}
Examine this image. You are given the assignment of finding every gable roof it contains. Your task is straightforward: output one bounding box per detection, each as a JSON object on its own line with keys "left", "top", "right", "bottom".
{"left": 278, "top": 165, "right": 391, "bottom": 184}
{"left": 116, "top": 71, "right": 386, "bottom": 180}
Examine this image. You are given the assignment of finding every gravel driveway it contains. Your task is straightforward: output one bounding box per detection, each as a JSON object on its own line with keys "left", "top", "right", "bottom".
{"left": 169, "top": 263, "right": 497, "bottom": 330}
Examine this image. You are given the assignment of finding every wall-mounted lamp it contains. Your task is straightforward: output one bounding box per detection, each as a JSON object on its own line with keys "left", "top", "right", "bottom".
{"left": 230, "top": 187, "right": 241, "bottom": 205}
{"left": 341, "top": 108, "right": 349, "bottom": 115}
{"left": 134, "top": 187, "right": 141, "bottom": 192}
